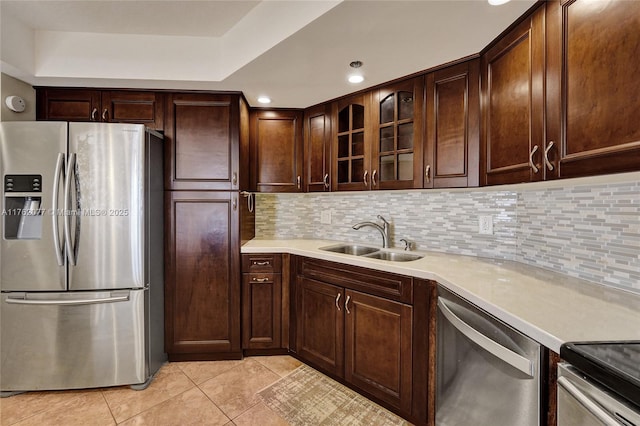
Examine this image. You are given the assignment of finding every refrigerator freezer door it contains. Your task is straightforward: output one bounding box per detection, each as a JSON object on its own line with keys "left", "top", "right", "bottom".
{"left": 0, "top": 289, "right": 147, "bottom": 391}
{"left": 67, "top": 123, "right": 145, "bottom": 290}
{"left": 0, "top": 122, "right": 67, "bottom": 292}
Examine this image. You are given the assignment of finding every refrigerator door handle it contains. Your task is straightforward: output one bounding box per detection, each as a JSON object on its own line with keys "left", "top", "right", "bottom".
{"left": 52, "top": 153, "right": 65, "bottom": 266}
{"left": 5, "top": 293, "right": 130, "bottom": 306}
{"left": 64, "top": 153, "right": 77, "bottom": 265}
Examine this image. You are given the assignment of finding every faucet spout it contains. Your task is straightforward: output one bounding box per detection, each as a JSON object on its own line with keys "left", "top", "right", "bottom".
{"left": 352, "top": 216, "right": 390, "bottom": 248}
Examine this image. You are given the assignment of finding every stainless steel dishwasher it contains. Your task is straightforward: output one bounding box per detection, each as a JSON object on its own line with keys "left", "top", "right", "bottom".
{"left": 436, "top": 286, "right": 542, "bottom": 426}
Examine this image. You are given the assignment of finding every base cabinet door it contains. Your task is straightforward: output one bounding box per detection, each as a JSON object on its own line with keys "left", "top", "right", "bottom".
{"left": 344, "top": 290, "right": 413, "bottom": 413}
{"left": 296, "top": 276, "right": 344, "bottom": 378}
{"left": 165, "top": 191, "right": 241, "bottom": 360}
{"left": 242, "top": 273, "right": 282, "bottom": 349}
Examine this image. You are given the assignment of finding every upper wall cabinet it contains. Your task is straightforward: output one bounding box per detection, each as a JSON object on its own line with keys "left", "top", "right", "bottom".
{"left": 304, "top": 104, "right": 332, "bottom": 192}
{"left": 545, "top": 0, "right": 640, "bottom": 178}
{"left": 481, "top": 4, "right": 546, "bottom": 186}
{"left": 372, "top": 77, "right": 425, "bottom": 190}
{"left": 165, "top": 92, "right": 241, "bottom": 191}
{"left": 425, "top": 60, "right": 480, "bottom": 188}
{"left": 36, "top": 88, "right": 164, "bottom": 130}
{"left": 250, "top": 109, "right": 304, "bottom": 193}
{"left": 333, "top": 93, "right": 373, "bottom": 191}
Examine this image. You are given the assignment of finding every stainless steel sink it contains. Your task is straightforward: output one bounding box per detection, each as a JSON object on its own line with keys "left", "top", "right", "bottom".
{"left": 362, "top": 251, "right": 423, "bottom": 262}
{"left": 319, "top": 244, "right": 423, "bottom": 262}
{"left": 319, "top": 244, "right": 379, "bottom": 256}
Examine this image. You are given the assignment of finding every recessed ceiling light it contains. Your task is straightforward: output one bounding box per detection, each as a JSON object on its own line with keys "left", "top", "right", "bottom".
{"left": 488, "top": 0, "right": 511, "bottom": 5}
{"left": 348, "top": 60, "right": 364, "bottom": 84}
{"left": 257, "top": 96, "right": 271, "bottom": 104}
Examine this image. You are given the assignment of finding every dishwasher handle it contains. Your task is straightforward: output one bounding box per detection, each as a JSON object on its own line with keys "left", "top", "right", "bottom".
{"left": 438, "top": 298, "right": 534, "bottom": 378}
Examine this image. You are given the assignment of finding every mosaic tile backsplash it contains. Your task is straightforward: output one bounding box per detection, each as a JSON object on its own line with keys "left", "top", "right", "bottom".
{"left": 255, "top": 175, "right": 640, "bottom": 293}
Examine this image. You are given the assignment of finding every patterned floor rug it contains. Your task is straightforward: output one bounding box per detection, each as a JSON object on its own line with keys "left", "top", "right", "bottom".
{"left": 258, "top": 364, "right": 411, "bottom": 425}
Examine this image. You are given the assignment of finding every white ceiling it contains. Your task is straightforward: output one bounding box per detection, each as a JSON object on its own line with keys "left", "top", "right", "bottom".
{"left": 0, "top": 0, "right": 537, "bottom": 108}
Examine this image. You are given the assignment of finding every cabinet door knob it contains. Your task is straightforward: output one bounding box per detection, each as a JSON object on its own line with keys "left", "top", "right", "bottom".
{"left": 544, "top": 141, "right": 555, "bottom": 171}
{"left": 91, "top": 108, "right": 98, "bottom": 121}
{"left": 372, "top": 169, "right": 378, "bottom": 187}
{"left": 529, "top": 145, "right": 540, "bottom": 174}
{"left": 232, "top": 172, "right": 238, "bottom": 186}
{"left": 323, "top": 173, "right": 330, "bottom": 189}
{"left": 425, "top": 165, "right": 431, "bottom": 183}
{"left": 335, "top": 293, "right": 341, "bottom": 311}
{"left": 345, "top": 295, "right": 351, "bottom": 314}
{"left": 363, "top": 170, "right": 369, "bottom": 187}
{"left": 102, "top": 108, "right": 109, "bottom": 121}
{"left": 232, "top": 197, "right": 237, "bottom": 211}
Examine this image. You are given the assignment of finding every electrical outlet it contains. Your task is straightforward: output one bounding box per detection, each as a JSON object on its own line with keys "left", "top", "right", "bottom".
{"left": 478, "top": 215, "right": 494, "bottom": 235}
{"left": 320, "top": 210, "right": 332, "bottom": 224}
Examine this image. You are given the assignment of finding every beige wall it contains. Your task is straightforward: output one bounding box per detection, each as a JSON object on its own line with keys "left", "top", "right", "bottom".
{"left": 1, "top": 73, "right": 36, "bottom": 121}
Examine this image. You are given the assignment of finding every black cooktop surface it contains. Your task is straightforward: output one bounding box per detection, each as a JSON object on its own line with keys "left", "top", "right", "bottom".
{"left": 561, "top": 341, "right": 640, "bottom": 409}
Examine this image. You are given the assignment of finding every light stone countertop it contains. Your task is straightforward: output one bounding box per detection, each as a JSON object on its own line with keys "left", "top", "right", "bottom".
{"left": 242, "top": 239, "right": 640, "bottom": 353}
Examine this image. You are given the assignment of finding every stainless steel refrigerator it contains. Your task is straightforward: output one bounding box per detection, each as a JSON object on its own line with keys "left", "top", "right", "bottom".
{"left": 0, "top": 121, "right": 165, "bottom": 394}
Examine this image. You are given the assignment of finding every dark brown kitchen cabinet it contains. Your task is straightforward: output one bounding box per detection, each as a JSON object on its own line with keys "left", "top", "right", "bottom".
{"left": 344, "top": 289, "right": 413, "bottom": 414}
{"left": 36, "top": 88, "right": 163, "bottom": 130}
{"left": 250, "top": 109, "right": 304, "bottom": 192}
{"left": 372, "top": 77, "right": 425, "bottom": 190}
{"left": 165, "top": 191, "right": 241, "bottom": 360}
{"left": 242, "top": 254, "right": 283, "bottom": 350}
{"left": 425, "top": 60, "right": 480, "bottom": 188}
{"left": 296, "top": 276, "right": 345, "bottom": 377}
{"left": 294, "top": 257, "right": 416, "bottom": 419}
{"left": 165, "top": 92, "right": 242, "bottom": 191}
{"left": 481, "top": 4, "right": 546, "bottom": 185}
{"left": 545, "top": 0, "right": 640, "bottom": 178}
{"left": 304, "top": 104, "right": 332, "bottom": 192}
{"left": 333, "top": 93, "right": 373, "bottom": 191}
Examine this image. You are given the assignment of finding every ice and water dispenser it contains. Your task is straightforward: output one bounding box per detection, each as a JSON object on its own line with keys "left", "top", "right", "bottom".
{"left": 3, "top": 174, "right": 43, "bottom": 239}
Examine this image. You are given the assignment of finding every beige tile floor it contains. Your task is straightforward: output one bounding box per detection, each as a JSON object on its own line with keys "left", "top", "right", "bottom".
{"left": 0, "top": 356, "right": 303, "bottom": 426}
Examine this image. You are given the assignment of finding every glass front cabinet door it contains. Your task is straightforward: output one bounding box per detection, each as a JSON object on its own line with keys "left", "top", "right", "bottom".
{"left": 372, "top": 77, "right": 424, "bottom": 189}
{"left": 334, "top": 93, "right": 372, "bottom": 191}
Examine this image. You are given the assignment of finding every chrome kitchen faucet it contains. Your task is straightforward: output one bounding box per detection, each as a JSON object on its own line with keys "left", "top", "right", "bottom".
{"left": 352, "top": 215, "right": 390, "bottom": 248}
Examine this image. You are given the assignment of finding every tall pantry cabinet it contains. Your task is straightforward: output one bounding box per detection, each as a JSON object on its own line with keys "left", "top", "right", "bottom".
{"left": 164, "top": 92, "right": 252, "bottom": 361}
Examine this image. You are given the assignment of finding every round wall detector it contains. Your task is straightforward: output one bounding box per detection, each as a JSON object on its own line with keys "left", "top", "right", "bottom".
{"left": 5, "top": 96, "right": 26, "bottom": 113}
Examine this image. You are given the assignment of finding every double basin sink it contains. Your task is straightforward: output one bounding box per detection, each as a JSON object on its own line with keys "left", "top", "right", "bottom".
{"left": 319, "top": 244, "right": 423, "bottom": 262}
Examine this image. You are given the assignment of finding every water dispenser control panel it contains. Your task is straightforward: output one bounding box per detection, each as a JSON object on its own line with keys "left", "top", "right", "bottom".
{"left": 4, "top": 175, "right": 42, "bottom": 192}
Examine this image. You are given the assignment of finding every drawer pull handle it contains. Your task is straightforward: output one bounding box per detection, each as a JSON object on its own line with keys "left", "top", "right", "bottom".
{"left": 91, "top": 108, "right": 98, "bottom": 121}
{"left": 363, "top": 170, "right": 369, "bottom": 187}
{"left": 323, "top": 173, "right": 330, "bottom": 189}
{"left": 425, "top": 164, "right": 431, "bottom": 183}
{"left": 335, "top": 293, "right": 341, "bottom": 311}
{"left": 372, "top": 169, "right": 378, "bottom": 187}
{"left": 252, "top": 277, "right": 270, "bottom": 283}
{"left": 345, "top": 295, "right": 351, "bottom": 314}
{"left": 102, "top": 108, "right": 109, "bottom": 121}
{"left": 253, "top": 261, "right": 270, "bottom": 266}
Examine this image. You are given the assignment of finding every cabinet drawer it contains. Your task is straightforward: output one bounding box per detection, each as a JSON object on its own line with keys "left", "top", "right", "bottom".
{"left": 297, "top": 257, "right": 412, "bottom": 304}
{"left": 242, "top": 254, "right": 282, "bottom": 273}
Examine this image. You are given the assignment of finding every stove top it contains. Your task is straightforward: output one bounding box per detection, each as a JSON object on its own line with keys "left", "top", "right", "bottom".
{"left": 561, "top": 341, "right": 640, "bottom": 410}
